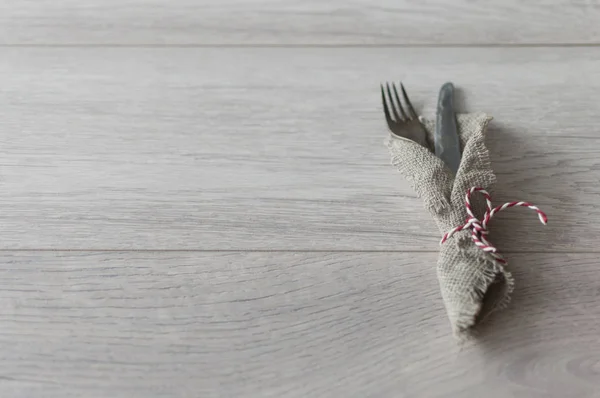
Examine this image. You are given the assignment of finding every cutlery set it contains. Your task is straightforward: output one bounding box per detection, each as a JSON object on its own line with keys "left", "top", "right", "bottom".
{"left": 381, "top": 82, "right": 547, "bottom": 340}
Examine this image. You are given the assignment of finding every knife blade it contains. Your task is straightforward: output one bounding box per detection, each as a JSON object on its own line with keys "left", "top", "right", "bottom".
{"left": 434, "top": 82, "right": 461, "bottom": 174}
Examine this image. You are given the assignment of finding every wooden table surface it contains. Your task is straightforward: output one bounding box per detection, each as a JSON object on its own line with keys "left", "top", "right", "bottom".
{"left": 2, "top": 1, "right": 600, "bottom": 397}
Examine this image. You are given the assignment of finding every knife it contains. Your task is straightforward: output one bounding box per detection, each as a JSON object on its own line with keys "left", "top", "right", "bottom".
{"left": 434, "top": 82, "right": 461, "bottom": 174}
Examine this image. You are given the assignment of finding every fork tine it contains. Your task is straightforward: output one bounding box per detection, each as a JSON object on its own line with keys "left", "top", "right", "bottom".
{"left": 385, "top": 83, "right": 403, "bottom": 122}
{"left": 391, "top": 83, "right": 409, "bottom": 120}
{"left": 400, "top": 83, "right": 419, "bottom": 120}
{"left": 380, "top": 84, "right": 394, "bottom": 129}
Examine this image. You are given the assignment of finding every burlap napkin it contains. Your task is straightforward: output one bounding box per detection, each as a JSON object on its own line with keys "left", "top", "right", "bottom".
{"left": 386, "top": 112, "right": 509, "bottom": 338}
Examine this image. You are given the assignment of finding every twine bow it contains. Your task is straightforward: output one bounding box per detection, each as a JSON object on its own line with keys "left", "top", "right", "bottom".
{"left": 441, "top": 187, "right": 548, "bottom": 264}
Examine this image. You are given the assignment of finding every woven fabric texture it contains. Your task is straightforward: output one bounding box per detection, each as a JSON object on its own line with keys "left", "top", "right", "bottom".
{"left": 386, "top": 113, "right": 511, "bottom": 338}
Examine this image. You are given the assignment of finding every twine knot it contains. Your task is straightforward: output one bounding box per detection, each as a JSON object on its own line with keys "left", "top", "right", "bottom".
{"left": 440, "top": 187, "right": 547, "bottom": 264}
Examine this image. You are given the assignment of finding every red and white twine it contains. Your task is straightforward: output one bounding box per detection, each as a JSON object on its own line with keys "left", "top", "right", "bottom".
{"left": 440, "top": 187, "right": 547, "bottom": 264}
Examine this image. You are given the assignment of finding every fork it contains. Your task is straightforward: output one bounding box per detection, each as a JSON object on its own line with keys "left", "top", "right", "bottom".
{"left": 380, "top": 82, "right": 430, "bottom": 149}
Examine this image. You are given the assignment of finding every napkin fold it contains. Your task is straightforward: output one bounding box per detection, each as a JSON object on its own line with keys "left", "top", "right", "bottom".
{"left": 386, "top": 113, "right": 510, "bottom": 338}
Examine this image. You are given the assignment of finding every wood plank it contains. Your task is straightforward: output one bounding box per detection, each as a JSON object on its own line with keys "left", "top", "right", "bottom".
{"left": 1, "top": 47, "right": 599, "bottom": 250}
{"left": 0, "top": 251, "right": 599, "bottom": 397}
{"left": 1, "top": 0, "right": 600, "bottom": 45}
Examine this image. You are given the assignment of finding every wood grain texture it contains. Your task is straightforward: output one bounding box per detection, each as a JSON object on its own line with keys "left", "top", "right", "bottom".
{"left": 2, "top": 1, "right": 599, "bottom": 396}
{"left": 1, "top": 47, "right": 599, "bottom": 251}
{"left": 0, "top": 251, "right": 599, "bottom": 398}
{"left": 1, "top": 0, "right": 600, "bottom": 45}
